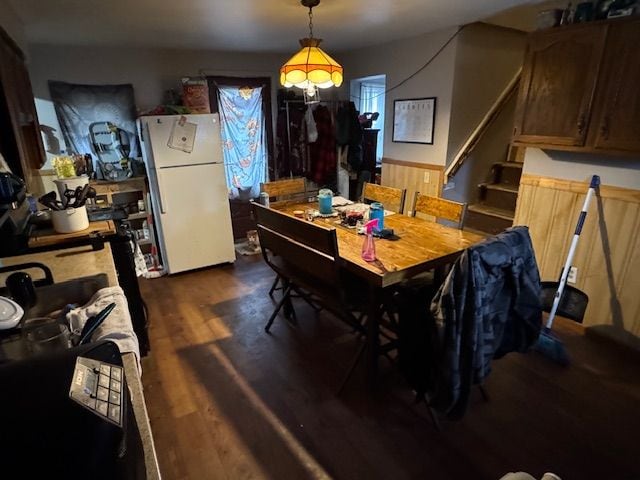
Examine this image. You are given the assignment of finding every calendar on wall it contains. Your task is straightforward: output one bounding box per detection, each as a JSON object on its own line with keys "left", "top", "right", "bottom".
{"left": 392, "top": 97, "right": 436, "bottom": 144}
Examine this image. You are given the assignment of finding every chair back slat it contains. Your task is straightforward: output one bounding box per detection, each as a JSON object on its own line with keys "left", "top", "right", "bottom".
{"left": 362, "top": 182, "right": 406, "bottom": 214}
{"left": 252, "top": 202, "right": 341, "bottom": 292}
{"left": 412, "top": 193, "right": 467, "bottom": 229}
{"left": 252, "top": 202, "right": 337, "bottom": 255}
{"left": 260, "top": 177, "right": 306, "bottom": 200}
{"left": 256, "top": 226, "right": 337, "bottom": 283}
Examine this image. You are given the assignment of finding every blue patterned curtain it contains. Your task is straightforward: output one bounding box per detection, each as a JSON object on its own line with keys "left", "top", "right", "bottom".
{"left": 217, "top": 86, "right": 267, "bottom": 199}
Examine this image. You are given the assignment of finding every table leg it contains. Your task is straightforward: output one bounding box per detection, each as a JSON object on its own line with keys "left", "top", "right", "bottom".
{"left": 365, "top": 285, "right": 382, "bottom": 388}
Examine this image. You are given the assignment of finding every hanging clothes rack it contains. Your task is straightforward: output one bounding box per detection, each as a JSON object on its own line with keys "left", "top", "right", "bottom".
{"left": 277, "top": 99, "right": 354, "bottom": 180}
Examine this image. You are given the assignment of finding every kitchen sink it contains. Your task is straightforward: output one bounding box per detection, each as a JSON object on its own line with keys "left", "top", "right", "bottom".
{"left": 26, "top": 274, "right": 109, "bottom": 317}
{"left": 0, "top": 274, "right": 109, "bottom": 362}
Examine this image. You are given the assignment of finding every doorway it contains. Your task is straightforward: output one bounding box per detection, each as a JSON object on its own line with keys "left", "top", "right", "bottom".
{"left": 208, "top": 76, "right": 274, "bottom": 239}
{"left": 350, "top": 75, "right": 386, "bottom": 166}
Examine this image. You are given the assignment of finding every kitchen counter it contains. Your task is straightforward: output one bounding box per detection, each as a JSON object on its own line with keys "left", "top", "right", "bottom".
{"left": 28, "top": 219, "right": 116, "bottom": 249}
{"left": 0, "top": 243, "right": 118, "bottom": 286}
{"left": 123, "top": 352, "right": 161, "bottom": 480}
{"left": 0, "top": 245, "right": 160, "bottom": 479}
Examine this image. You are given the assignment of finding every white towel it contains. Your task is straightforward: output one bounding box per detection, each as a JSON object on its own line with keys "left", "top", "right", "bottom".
{"left": 66, "top": 286, "right": 142, "bottom": 374}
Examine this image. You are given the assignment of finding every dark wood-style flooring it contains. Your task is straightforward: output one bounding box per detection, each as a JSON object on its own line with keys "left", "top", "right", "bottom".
{"left": 140, "top": 255, "right": 640, "bottom": 480}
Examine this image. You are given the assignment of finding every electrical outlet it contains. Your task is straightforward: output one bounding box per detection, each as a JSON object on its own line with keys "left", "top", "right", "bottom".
{"left": 567, "top": 266, "right": 578, "bottom": 284}
{"left": 423, "top": 171, "right": 431, "bottom": 183}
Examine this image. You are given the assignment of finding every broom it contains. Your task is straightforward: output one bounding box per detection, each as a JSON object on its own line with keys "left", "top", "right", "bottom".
{"left": 534, "top": 174, "right": 600, "bottom": 365}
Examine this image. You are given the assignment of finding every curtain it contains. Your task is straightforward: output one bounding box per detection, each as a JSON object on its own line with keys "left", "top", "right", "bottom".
{"left": 217, "top": 86, "right": 267, "bottom": 199}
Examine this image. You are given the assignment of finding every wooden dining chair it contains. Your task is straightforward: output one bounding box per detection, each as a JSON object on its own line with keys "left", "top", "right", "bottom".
{"left": 411, "top": 193, "right": 467, "bottom": 229}
{"left": 260, "top": 177, "right": 307, "bottom": 202}
{"left": 361, "top": 182, "right": 407, "bottom": 214}
{"left": 252, "top": 202, "right": 368, "bottom": 386}
{"left": 260, "top": 177, "right": 309, "bottom": 296}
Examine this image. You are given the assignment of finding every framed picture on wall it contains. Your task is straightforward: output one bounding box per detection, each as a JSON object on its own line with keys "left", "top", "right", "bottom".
{"left": 392, "top": 97, "right": 436, "bottom": 144}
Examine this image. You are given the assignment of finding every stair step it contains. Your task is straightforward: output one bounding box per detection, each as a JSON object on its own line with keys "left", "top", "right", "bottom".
{"left": 493, "top": 161, "right": 523, "bottom": 170}
{"left": 478, "top": 182, "right": 519, "bottom": 210}
{"left": 491, "top": 162, "right": 523, "bottom": 186}
{"left": 465, "top": 204, "right": 514, "bottom": 235}
{"left": 479, "top": 182, "right": 519, "bottom": 194}
{"left": 468, "top": 204, "right": 514, "bottom": 221}
{"left": 462, "top": 226, "right": 490, "bottom": 237}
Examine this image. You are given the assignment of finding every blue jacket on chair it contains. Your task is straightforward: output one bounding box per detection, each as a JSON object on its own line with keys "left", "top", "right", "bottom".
{"left": 430, "top": 226, "right": 542, "bottom": 419}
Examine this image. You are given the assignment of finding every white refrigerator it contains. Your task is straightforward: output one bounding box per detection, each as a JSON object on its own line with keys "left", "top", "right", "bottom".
{"left": 138, "top": 114, "right": 235, "bottom": 274}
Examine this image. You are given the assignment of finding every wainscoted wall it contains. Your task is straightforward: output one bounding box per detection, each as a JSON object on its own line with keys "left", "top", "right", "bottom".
{"left": 380, "top": 158, "right": 443, "bottom": 214}
{"left": 514, "top": 173, "right": 640, "bottom": 344}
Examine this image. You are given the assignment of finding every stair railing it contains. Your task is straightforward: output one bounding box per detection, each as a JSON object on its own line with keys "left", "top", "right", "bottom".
{"left": 444, "top": 67, "right": 522, "bottom": 184}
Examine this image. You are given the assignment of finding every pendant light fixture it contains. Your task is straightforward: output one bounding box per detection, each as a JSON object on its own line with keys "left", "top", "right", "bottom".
{"left": 280, "top": 0, "right": 343, "bottom": 100}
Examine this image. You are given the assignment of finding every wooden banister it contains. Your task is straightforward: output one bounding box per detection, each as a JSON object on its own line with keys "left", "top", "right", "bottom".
{"left": 444, "top": 68, "right": 522, "bottom": 183}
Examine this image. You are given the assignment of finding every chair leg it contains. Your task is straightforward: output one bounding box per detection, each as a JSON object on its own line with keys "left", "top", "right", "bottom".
{"left": 337, "top": 340, "right": 366, "bottom": 396}
{"left": 282, "top": 281, "right": 297, "bottom": 325}
{"left": 268, "top": 275, "right": 281, "bottom": 297}
{"left": 291, "top": 287, "right": 323, "bottom": 313}
{"left": 265, "top": 285, "right": 292, "bottom": 333}
{"left": 414, "top": 394, "right": 442, "bottom": 431}
{"left": 426, "top": 405, "right": 442, "bottom": 431}
{"left": 478, "top": 384, "right": 489, "bottom": 402}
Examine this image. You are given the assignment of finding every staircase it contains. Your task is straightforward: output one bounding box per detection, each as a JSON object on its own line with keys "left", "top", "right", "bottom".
{"left": 465, "top": 161, "right": 522, "bottom": 235}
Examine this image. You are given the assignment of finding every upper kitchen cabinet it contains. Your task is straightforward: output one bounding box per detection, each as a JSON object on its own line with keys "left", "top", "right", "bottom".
{"left": 0, "top": 27, "right": 46, "bottom": 186}
{"left": 513, "top": 17, "right": 640, "bottom": 156}
{"left": 587, "top": 18, "right": 640, "bottom": 153}
{"left": 513, "top": 24, "right": 606, "bottom": 147}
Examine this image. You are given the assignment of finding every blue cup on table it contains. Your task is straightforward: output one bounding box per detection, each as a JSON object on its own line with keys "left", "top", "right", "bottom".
{"left": 369, "top": 202, "right": 384, "bottom": 232}
{"left": 318, "top": 188, "right": 333, "bottom": 215}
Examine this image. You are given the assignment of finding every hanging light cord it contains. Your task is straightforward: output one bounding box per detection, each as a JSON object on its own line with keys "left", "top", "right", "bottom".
{"left": 308, "top": 7, "right": 314, "bottom": 39}
{"left": 351, "top": 24, "right": 467, "bottom": 102}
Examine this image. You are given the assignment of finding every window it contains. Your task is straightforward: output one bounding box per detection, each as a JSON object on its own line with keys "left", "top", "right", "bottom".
{"left": 358, "top": 80, "right": 385, "bottom": 164}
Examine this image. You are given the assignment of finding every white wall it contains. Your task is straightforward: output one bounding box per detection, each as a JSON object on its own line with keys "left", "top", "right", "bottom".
{"left": 443, "top": 23, "right": 525, "bottom": 204}
{"left": 28, "top": 43, "right": 285, "bottom": 111}
{"left": 341, "top": 28, "right": 459, "bottom": 167}
{"left": 27, "top": 43, "right": 286, "bottom": 168}
{"left": 523, "top": 149, "right": 640, "bottom": 189}
{"left": 0, "top": 0, "right": 27, "bottom": 54}
{"left": 447, "top": 23, "right": 525, "bottom": 164}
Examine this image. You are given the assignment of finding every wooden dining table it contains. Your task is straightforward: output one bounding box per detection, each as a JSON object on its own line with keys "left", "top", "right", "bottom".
{"left": 272, "top": 200, "right": 485, "bottom": 385}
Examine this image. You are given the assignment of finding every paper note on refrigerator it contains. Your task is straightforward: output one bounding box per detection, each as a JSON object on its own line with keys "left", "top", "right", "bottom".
{"left": 167, "top": 117, "right": 197, "bottom": 153}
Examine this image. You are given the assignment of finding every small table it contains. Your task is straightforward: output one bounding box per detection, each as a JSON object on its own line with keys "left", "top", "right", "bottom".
{"left": 272, "top": 201, "right": 485, "bottom": 384}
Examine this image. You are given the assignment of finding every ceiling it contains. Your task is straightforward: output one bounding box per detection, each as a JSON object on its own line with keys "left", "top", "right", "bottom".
{"left": 9, "top": 0, "right": 537, "bottom": 53}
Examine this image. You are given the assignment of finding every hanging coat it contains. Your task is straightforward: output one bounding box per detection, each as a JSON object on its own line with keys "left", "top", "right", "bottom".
{"left": 308, "top": 105, "right": 336, "bottom": 186}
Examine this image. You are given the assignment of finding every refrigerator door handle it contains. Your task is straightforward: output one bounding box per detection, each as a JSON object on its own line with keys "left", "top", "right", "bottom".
{"left": 156, "top": 169, "right": 168, "bottom": 214}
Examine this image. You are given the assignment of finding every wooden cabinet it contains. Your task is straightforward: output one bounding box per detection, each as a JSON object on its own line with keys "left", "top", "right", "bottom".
{"left": 587, "top": 19, "right": 640, "bottom": 153}
{"left": 513, "top": 17, "right": 640, "bottom": 156}
{"left": 0, "top": 27, "right": 46, "bottom": 186}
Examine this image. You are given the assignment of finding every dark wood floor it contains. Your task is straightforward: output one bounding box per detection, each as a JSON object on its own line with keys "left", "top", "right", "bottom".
{"left": 140, "top": 255, "right": 640, "bottom": 480}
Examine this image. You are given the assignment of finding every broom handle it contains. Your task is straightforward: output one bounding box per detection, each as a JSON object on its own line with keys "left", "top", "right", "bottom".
{"left": 546, "top": 175, "right": 600, "bottom": 329}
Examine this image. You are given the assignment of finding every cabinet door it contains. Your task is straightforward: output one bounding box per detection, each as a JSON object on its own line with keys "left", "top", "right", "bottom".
{"left": 514, "top": 25, "right": 607, "bottom": 146}
{"left": 589, "top": 19, "right": 640, "bottom": 153}
{"left": 0, "top": 35, "right": 46, "bottom": 186}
